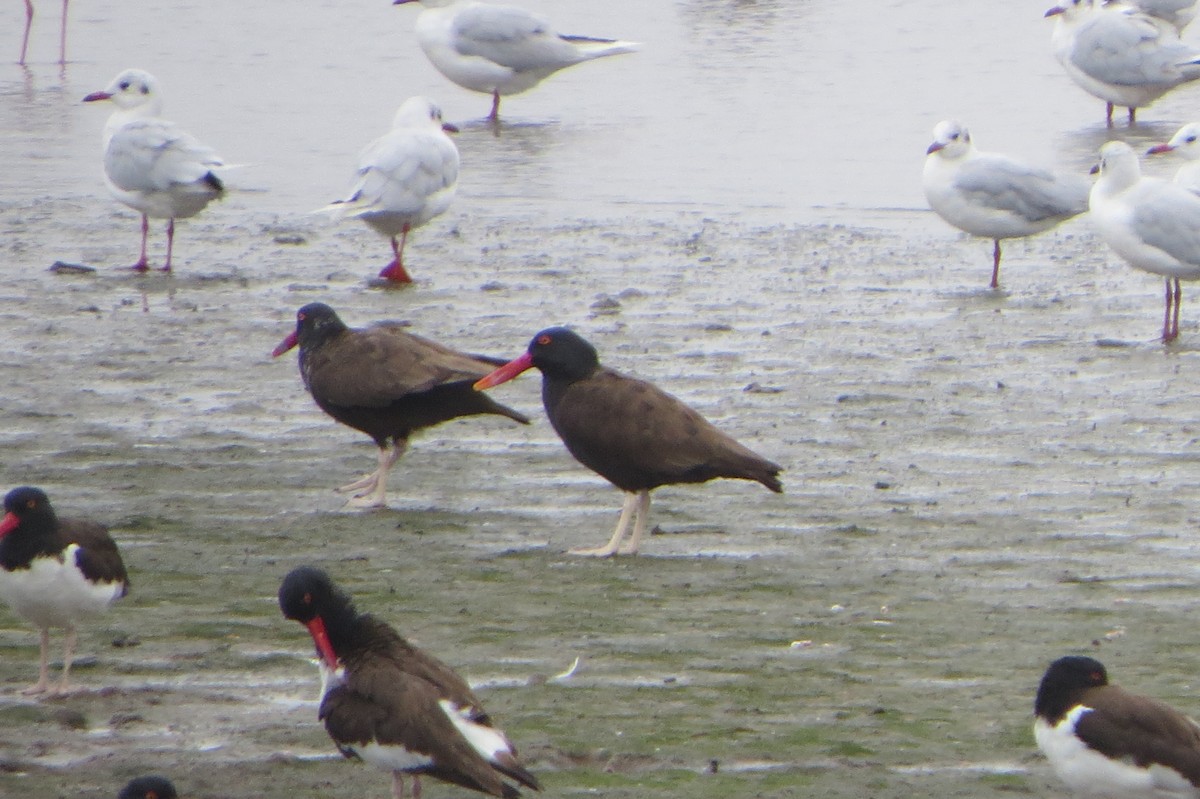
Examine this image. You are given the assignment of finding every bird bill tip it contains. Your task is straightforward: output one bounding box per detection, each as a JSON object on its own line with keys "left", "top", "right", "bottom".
{"left": 926, "top": 141, "right": 945, "bottom": 155}
{"left": 1044, "top": 5, "right": 1065, "bottom": 16}
{"left": 1146, "top": 143, "right": 1175, "bottom": 155}
{"left": 81, "top": 91, "right": 112, "bottom": 103}
{"left": 271, "top": 331, "right": 299, "bottom": 358}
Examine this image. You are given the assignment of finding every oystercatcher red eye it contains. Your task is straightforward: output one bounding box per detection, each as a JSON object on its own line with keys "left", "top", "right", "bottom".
{"left": 537, "top": 335, "right": 551, "bottom": 345}
{"left": 303, "top": 592, "right": 312, "bottom": 605}
{"left": 298, "top": 312, "right": 307, "bottom": 321}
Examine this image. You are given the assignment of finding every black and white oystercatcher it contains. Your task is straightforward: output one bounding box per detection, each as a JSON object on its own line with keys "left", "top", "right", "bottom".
{"left": 279, "top": 566, "right": 541, "bottom": 799}
{"left": 474, "top": 327, "right": 783, "bottom": 557}
{"left": 1034, "top": 655, "right": 1200, "bottom": 798}
{"left": 273, "top": 303, "right": 531, "bottom": 508}
{"left": 0, "top": 486, "right": 129, "bottom": 695}
{"left": 118, "top": 776, "right": 178, "bottom": 799}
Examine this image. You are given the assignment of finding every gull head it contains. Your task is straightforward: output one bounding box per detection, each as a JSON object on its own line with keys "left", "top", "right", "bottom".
{"left": 82, "top": 68, "right": 163, "bottom": 115}
{"left": 1045, "top": 0, "right": 1093, "bottom": 19}
{"left": 1149, "top": 122, "right": 1200, "bottom": 160}
{"left": 926, "top": 120, "right": 973, "bottom": 159}
{"left": 1092, "top": 140, "right": 1142, "bottom": 192}
{"left": 392, "top": 96, "right": 458, "bottom": 133}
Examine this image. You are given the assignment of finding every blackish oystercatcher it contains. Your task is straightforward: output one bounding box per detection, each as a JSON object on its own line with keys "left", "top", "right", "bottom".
{"left": 474, "top": 327, "right": 783, "bottom": 556}
{"left": 279, "top": 566, "right": 541, "bottom": 799}
{"left": 1035, "top": 655, "right": 1200, "bottom": 798}
{"left": 0, "top": 486, "right": 129, "bottom": 695}
{"left": 273, "top": 303, "right": 531, "bottom": 508}
{"left": 118, "top": 776, "right": 178, "bottom": 799}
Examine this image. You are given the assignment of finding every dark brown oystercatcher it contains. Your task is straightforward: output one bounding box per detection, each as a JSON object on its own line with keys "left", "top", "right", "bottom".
{"left": 1034, "top": 655, "right": 1200, "bottom": 798}
{"left": 474, "top": 327, "right": 783, "bottom": 557}
{"left": 0, "top": 486, "right": 130, "bottom": 695}
{"left": 118, "top": 776, "right": 178, "bottom": 799}
{"left": 279, "top": 566, "right": 541, "bottom": 799}
{"left": 272, "top": 303, "right": 531, "bottom": 508}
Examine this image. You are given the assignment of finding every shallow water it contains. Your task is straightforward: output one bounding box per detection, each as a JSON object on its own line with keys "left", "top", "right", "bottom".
{"left": 5, "top": 2, "right": 1200, "bottom": 799}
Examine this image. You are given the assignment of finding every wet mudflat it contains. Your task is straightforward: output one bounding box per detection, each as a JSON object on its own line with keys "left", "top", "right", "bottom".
{"left": 4, "top": 206, "right": 1200, "bottom": 799}
{"left": 6, "top": 1, "right": 1200, "bottom": 798}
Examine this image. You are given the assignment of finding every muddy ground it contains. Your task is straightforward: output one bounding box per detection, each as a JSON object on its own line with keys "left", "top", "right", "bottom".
{"left": 2, "top": 189, "right": 1200, "bottom": 799}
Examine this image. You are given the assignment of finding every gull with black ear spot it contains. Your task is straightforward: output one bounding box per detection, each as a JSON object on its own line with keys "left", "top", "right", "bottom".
{"left": 1147, "top": 122, "right": 1200, "bottom": 195}
{"left": 83, "top": 68, "right": 228, "bottom": 273}
{"left": 923, "top": 119, "right": 1089, "bottom": 289}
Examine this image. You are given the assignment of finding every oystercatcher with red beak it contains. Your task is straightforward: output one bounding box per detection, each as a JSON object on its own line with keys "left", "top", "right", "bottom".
{"left": 279, "top": 566, "right": 540, "bottom": 799}
{"left": 0, "top": 486, "right": 129, "bottom": 695}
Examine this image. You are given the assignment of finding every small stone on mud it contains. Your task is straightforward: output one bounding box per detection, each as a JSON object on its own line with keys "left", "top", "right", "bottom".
{"left": 743, "top": 382, "right": 783, "bottom": 394}
{"left": 49, "top": 261, "right": 96, "bottom": 275}
{"left": 480, "top": 280, "right": 506, "bottom": 291}
{"left": 112, "top": 633, "right": 141, "bottom": 648}
{"left": 590, "top": 295, "right": 621, "bottom": 313}
{"left": 109, "top": 712, "right": 144, "bottom": 728}
{"left": 273, "top": 234, "right": 307, "bottom": 245}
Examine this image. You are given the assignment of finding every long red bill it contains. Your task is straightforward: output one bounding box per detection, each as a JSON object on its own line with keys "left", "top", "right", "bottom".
{"left": 0, "top": 512, "right": 18, "bottom": 538}
{"left": 305, "top": 617, "right": 338, "bottom": 669}
{"left": 474, "top": 352, "right": 534, "bottom": 390}
{"left": 272, "top": 330, "right": 299, "bottom": 357}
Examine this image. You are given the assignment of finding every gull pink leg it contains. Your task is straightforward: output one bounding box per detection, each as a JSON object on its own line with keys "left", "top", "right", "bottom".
{"left": 990, "top": 239, "right": 1002, "bottom": 289}
{"left": 159, "top": 218, "right": 175, "bottom": 272}
{"left": 20, "top": 0, "right": 33, "bottom": 65}
{"left": 132, "top": 215, "right": 150, "bottom": 272}
{"left": 58, "top": 0, "right": 68, "bottom": 64}
{"left": 378, "top": 227, "right": 413, "bottom": 283}
{"left": 1172, "top": 278, "right": 1183, "bottom": 342}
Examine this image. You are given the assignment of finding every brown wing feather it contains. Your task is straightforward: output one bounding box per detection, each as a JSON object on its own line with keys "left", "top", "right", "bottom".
{"left": 547, "top": 368, "right": 782, "bottom": 493}
{"left": 56, "top": 517, "right": 129, "bottom": 592}
{"left": 304, "top": 325, "right": 501, "bottom": 410}
{"left": 321, "top": 660, "right": 518, "bottom": 798}
{"left": 1076, "top": 685, "right": 1200, "bottom": 785}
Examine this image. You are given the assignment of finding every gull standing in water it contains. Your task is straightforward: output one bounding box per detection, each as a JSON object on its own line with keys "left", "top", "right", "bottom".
{"left": 1047, "top": 0, "right": 1200, "bottom": 125}
{"left": 922, "top": 120, "right": 1089, "bottom": 289}
{"left": 393, "top": 0, "right": 638, "bottom": 122}
{"left": 1089, "top": 140, "right": 1200, "bottom": 342}
{"left": 320, "top": 97, "right": 459, "bottom": 284}
{"left": 83, "top": 69, "right": 227, "bottom": 273}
